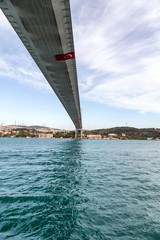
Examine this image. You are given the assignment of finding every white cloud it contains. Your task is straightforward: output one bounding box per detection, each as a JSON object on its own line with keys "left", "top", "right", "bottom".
{"left": 71, "top": 0, "right": 160, "bottom": 113}
{"left": 0, "top": 10, "right": 50, "bottom": 90}
{"left": 81, "top": 54, "right": 160, "bottom": 113}
{"left": 0, "top": 55, "right": 50, "bottom": 90}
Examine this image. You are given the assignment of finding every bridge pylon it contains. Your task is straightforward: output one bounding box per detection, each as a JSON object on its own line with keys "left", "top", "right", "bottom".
{"left": 75, "top": 129, "right": 83, "bottom": 139}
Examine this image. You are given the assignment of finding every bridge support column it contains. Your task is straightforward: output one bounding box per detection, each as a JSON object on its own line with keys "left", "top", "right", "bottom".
{"left": 75, "top": 130, "right": 77, "bottom": 139}
{"left": 75, "top": 129, "right": 83, "bottom": 139}
{"left": 80, "top": 129, "right": 83, "bottom": 139}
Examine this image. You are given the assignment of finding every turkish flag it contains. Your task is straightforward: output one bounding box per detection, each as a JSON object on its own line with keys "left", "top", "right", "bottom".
{"left": 56, "top": 52, "right": 75, "bottom": 61}
{"left": 75, "top": 119, "right": 81, "bottom": 123}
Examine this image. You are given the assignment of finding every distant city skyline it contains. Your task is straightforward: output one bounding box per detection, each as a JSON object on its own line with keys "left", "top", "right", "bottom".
{"left": 1, "top": 0, "right": 160, "bottom": 130}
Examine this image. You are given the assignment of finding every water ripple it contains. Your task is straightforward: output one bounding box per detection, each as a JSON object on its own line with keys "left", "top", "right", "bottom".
{"left": 0, "top": 139, "right": 160, "bottom": 239}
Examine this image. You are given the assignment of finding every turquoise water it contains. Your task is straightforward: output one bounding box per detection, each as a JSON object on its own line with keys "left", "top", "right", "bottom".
{"left": 0, "top": 139, "right": 160, "bottom": 240}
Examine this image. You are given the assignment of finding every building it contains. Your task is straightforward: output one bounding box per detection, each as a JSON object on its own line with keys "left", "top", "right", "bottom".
{"left": 147, "top": 137, "right": 153, "bottom": 140}
{"left": 122, "top": 133, "right": 126, "bottom": 137}
{"left": 87, "top": 135, "right": 102, "bottom": 139}
{"left": 38, "top": 133, "right": 53, "bottom": 138}
{"left": 108, "top": 133, "right": 117, "bottom": 137}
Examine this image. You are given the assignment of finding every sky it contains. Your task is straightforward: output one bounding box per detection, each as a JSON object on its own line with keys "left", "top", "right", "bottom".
{"left": 1, "top": 0, "right": 160, "bottom": 130}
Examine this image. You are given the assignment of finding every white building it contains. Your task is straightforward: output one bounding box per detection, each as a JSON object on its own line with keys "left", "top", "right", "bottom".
{"left": 87, "top": 135, "right": 102, "bottom": 139}
{"left": 38, "top": 133, "right": 53, "bottom": 138}
{"left": 108, "top": 133, "right": 117, "bottom": 137}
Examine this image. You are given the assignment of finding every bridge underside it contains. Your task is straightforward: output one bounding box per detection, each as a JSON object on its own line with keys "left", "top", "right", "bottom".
{"left": 0, "top": 0, "right": 82, "bottom": 129}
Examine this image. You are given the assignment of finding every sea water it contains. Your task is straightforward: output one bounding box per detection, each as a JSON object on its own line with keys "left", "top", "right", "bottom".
{"left": 0, "top": 138, "right": 160, "bottom": 240}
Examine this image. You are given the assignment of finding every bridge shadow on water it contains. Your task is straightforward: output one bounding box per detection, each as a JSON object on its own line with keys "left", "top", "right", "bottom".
{"left": 41, "top": 139, "right": 84, "bottom": 240}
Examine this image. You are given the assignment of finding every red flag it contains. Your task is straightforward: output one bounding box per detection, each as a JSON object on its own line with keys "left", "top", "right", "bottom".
{"left": 56, "top": 52, "right": 75, "bottom": 61}
{"left": 75, "top": 119, "right": 81, "bottom": 123}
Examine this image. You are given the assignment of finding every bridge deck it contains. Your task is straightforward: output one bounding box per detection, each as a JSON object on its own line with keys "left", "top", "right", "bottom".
{"left": 0, "top": 0, "right": 82, "bottom": 129}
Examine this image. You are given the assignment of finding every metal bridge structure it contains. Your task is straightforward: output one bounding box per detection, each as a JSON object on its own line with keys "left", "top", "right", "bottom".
{"left": 0, "top": 0, "right": 82, "bottom": 137}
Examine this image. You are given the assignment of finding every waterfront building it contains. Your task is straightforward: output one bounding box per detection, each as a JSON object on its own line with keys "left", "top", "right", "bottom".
{"left": 108, "top": 133, "right": 117, "bottom": 137}
{"left": 38, "top": 133, "right": 53, "bottom": 138}
{"left": 87, "top": 135, "right": 102, "bottom": 139}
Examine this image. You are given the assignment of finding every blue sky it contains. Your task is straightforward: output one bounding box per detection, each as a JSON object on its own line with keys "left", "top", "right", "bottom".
{"left": 1, "top": 0, "right": 160, "bottom": 130}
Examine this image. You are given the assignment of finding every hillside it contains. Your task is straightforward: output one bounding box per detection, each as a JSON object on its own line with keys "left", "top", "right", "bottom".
{"left": 84, "top": 127, "right": 160, "bottom": 139}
